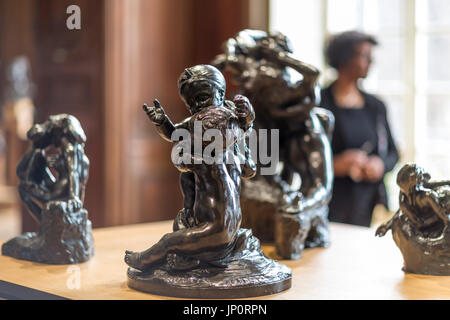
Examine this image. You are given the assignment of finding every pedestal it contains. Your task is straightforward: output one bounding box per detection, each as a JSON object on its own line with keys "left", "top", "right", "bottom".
{"left": 126, "top": 229, "right": 292, "bottom": 298}
{"left": 2, "top": 203, "right": 94, "bottom": 264}
{"left": 275, "top": 206, "right": 330, "bottom": 259}
{"left": 392, "top": 213, "right": 450, "bottom": 275}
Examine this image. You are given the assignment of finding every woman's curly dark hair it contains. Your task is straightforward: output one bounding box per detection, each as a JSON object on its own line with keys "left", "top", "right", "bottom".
{"left": 325, "top": 30, "right": 378, "bottom": 70}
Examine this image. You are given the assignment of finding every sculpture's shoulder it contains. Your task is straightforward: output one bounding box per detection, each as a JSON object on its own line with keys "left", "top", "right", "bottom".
{"left": 312, "top": 107, "right": 334, "bottom": 126}
{"left": 434, "top": 185, "right": 450, "bottom": 207}
{"left": 311, "top": 107, "right": 335, "bottom": 137}
{"left": 193, "top": 106, "right": 237, "bottom": 132}
{"left": 436, "top": 184, "right": 450, "bottom": 195}
{"left": 416, "top": 184, "right": 449, "bottom": 203}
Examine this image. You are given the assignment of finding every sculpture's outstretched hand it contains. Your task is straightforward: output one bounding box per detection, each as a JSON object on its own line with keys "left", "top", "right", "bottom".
{"left": 143, "top": 99, "right": 167, "bottom": 125}
{"left": 375, "top": 211, "right": 397, "bottom": 237}
{"left": 375, "top": 224, "right": 389, "bottom": 237}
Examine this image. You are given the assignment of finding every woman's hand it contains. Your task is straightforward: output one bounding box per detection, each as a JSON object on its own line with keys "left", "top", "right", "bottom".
{"left": 363, "top": 155, "right": 385, "bottom": 182}
{"left": 333, "top": 149, "right": 369, "bottom": 181}
{"left": 334, "top": 151, "right": 386, "bottom": 183}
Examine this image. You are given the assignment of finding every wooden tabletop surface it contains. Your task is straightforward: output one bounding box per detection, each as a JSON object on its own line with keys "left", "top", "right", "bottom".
{"left": 1, "top": 220, "right": 449, "bottom": 300}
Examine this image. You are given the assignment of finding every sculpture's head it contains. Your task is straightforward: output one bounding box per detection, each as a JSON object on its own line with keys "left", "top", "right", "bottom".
{"left": 397, "top": 163, "right": 431, "bottom": 192}
{"left": 238, "top": 30, "right": 293, "bottom": 54}
{"left": 48, "top": 114, "right": 86, "bottom": 146}
{"left": 266, "top": 31, "right": 293, "bottom": 54}
{"left": 27, "top": 122, "right": 52, "bottom": 148}
{"left": 178, "top": 65, "right": 226, "bottom": 114}
{"left": 28, "top": 114, "right": 86, "bottom": 148}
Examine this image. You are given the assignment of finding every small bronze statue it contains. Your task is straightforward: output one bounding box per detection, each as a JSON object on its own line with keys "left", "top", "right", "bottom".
{"left": 376, "top": 163, "right": 450, "bottom": 275}
{"left": 2, "top": 114, "right": 94, "bottom": 264}
{"left": 124, "top": 65, "right": 291, "bottom": 298}
{"left": 213, "top": 29, "right": 334, "bottom": 259}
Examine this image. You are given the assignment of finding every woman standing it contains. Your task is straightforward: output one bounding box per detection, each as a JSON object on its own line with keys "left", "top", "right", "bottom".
{"left": 320, "top": 31, "right": 399, "bottom": 227}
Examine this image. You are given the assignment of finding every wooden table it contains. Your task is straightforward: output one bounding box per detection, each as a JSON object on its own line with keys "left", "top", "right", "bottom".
{"left": 1, "top": 221, "right": 449, "bottom": 299}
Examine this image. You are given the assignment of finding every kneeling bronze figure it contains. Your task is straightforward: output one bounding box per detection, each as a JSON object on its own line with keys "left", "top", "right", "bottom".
{"left": 376, "top": 163, "right": 450, "bottom": 275}
{"left": 124, "top": 65, "right": 291, "bottom": 298}
{"left": 2, "top": 114, "right": 94, "bottom": 264}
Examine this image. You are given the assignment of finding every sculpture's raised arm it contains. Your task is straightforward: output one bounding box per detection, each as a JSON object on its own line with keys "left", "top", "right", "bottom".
{"left": 424, "top": 180, "right": 450, "bottom": 188}
{"left": 63, "top": 142, "right": 82, "bottom": 209}
{"left": 143, "top": 100, "right": 190, "bottom": 142}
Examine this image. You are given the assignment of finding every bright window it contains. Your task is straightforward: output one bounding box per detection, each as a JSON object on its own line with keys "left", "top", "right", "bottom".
{"left": 270, "top": 0, "right": 450, "bottom": 201}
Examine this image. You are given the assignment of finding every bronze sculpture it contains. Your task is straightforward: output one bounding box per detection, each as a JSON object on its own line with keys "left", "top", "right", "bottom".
{"left": 124, "top": 65, "right": 291, "bottom": 298}
{"left": 213, "top": 29, "right": 334, "bottom": 259}
{"left": 2, "top": 114, "right": 94, "bottom": 264}
{"left": 376, "top": 163, "right": 450, "bottom": 275}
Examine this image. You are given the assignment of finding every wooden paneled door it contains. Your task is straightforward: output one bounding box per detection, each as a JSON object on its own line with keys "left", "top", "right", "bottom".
{"left": 32, "top": 0, "right": 105, "bottom": 228}
{"left": 103, "top": 0, "right": 252, "bottom": 226}
{"left": 0, "top": 0, "right": 106, "bottom": 231}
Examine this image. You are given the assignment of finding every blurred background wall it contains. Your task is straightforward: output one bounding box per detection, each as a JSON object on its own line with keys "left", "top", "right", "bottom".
{"left": 0, "top": 0, "right": 268, "bottom": 234}
{"left": 0, "top": 0, "right": 448, "bottom": 236}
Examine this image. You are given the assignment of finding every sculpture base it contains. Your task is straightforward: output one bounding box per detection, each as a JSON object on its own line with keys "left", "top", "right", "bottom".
{"left": 127, "top": 229, "right": 292, "bottom": 299}
{"left": 2, "top": 204, "right": 94, "bottom": 264}
{"left": 392, "top": 213, "right": 450, "bottom": 275}
{"left": 241, "top": 178, "right": 331, "bottom": 259}
{"left": 275, "top": 206, "right": 330, "bottom": 259}
{"left": 240, "top": 178, "right": 283, "bottom": 242}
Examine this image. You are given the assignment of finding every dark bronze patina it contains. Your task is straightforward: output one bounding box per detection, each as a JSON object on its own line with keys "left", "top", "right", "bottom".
{"left": 376, "top": 163, "right": 450, "bottom": 275}
{"left": 213, "top": 30, "right": 334, "bottom": 259}
{"left": 2, "top": 114, "right": 94, "bottom": 264}
{"left": 124, "top": 65, "right": 291, "bottom": 298}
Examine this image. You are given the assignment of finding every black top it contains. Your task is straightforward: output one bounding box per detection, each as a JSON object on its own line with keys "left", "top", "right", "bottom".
{"left": 320, "top": 84, "right": 399, "bottom": 226}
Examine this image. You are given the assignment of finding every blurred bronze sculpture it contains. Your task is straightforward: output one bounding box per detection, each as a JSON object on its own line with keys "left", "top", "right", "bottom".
{"left": 376, "top": 163, "right": 450, "bottom": 275}
{"left": 125, "top": 65, "right": 291, "bottom": 298}
{"left": 2, "top": 114, "right": 94, "bottom": 264}
{"left": 213, "top": 29, "right": 334, "bottom": 259}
